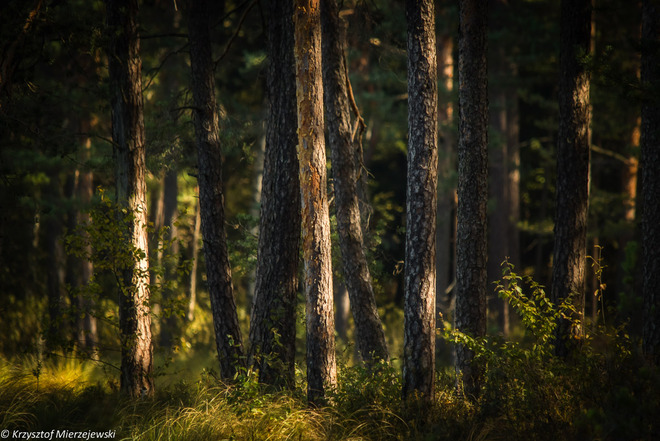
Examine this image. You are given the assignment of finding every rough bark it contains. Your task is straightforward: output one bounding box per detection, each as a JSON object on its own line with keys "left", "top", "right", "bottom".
{"left": 641, "top": 0, "right": 660, "bottom": 365}
{"left": 188, "top": 0, "right": 244, "bottom": 379}
{"left": 321, "top": 0, "right": 389, "bottom": 364}
{"left": 248, "top": 0, "right": 301, "bottom": 389}
{"left": 551, "top": 0, "right": 591, "bottom": 359}
{"left": 107, "top": 0, "right": 153, "bottom": 398}
{"left": 294, "top": 0, "right": 337, "bottom": 405}
{"left": 455, "top": 0, "right": 488, "bottom": 399}
{"left": 403, "top": 0, "right": 438, "bottom": 402}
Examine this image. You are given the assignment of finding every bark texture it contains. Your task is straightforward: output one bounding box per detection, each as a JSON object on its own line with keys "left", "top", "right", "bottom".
{"left": 642, "top": 0, "right": 660, "bottom": 365}
{"left": 403, "top": 0, "right": 438, "bottom": 402}
{"left": 455, "top": 0, "right": 488, "bottom": 399}
{"left": 107, "top": 0, "right": 153, "bottom": 398}
{"left": 248, "top": 0, "right": 301, "bottom": 389}
{"left": 551, "top": 0, "right": 591, "bottom": 359}
{"left": 188, "top": 0, "right": 244, "bottom": 379}
{"left": 294, "top": 0, "right": 337, "bottom": 405}
{"left": 321, "top": 0, "right": 389, "bottom": 364}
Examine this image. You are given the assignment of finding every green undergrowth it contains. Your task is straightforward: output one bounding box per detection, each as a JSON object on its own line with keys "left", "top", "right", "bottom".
{"left": 1, "top": 265, "right": 659, "bottom": 440}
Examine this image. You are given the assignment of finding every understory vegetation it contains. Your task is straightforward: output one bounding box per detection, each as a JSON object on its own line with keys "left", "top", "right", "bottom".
{"left": 3, "top": 267, "right": 658, "bottom": 441}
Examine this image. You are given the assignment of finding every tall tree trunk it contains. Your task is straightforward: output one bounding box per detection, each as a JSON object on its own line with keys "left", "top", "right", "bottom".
{"left": 321, "top": 0, "right": 389, "bottom": 364}
{"left": 187, "top": 195, "right": 201, "bottom": 322}
{"left": 403, "top": 0, "right": 438, "bottom": 402}
{"left": 45, "top": 171, "right": 65, "bottom": 351}
{"left": 551, "top": 0, "right": 592, "bottom": 359}
{"left": 641, "top": 0, "right": 660, "bottom": 365}
{"left": 106, "top": 0, "right": 153, "bottom": 398}
{"left": 455, "top": 0, "right": 488, "bottom": 399}
{"left": 78, "top": 149, "right": 97, "bottom": 356}
{"left": 248, "top": 0, "right": 301, "bottom": 389}
{"left": 159, "top": 168, "right": 180, "bottom": 349}
{"left": 294, "top": 0, "right": 337, "bottom": 405}
{"left": 436, "top": 33, "right": 455, "bottom": 323}
{"left": 188, "top": 0, "right": 244, "bottom": 379}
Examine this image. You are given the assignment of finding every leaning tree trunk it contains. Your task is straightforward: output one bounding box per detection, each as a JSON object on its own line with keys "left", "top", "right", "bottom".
{"left": 321, "top": 0, "right": 389, "bottom": 364}
{"left": 294, "top": 0, "right": 337, "bottom": 406}
{"left": 188, "top": 0, "right": 244, "bottom": 379}
{"left": 403, "top": 0, "right": 438, "bottom": 402}
{"left": 248, "top": 0, "right": 301, "bottom": 389}
{"left": 455, "top": 0, "right": 488, "bottom": 400}
{"left": 551, "top": 0, "right": 591, "bottom": 359}
{"left": 641, "top": 0, "right": 660, "bottom": 365}
{"left": 106, "top": 0, "right": 154, "bottom": 398}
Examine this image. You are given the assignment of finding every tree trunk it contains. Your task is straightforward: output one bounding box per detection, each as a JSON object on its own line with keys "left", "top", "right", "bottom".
{"left": 159, "top": 168, "right": 180, "bottom": 349}
{"left": 403, "top": 0, "right": 438, "bottom": 402}
{"left": 248, "top": 0, "right": 301, "bottom": 389}
{"left": 436, "top": 33, "right": 455, "bottom": 323}
{"left": 188, "top": 0, "right": 244, "bottom": 379}
{"left": 321, "top": 0, "right": 389, "bottom": 364}
{"left": 187, "top": 194, "right": 201, "bottom": 322}
{"left": 45, "top": 171, "right": 65, "bottom": 351}
{"left": 551, "top": 0, "right": 592, "bottom": 359}
{"left": 641, "top": 0, "right": 660, "bottom": 365}
{"left": 455, "top": 0, "right": 488, "bottom": 399}
{"left": 294, "top": 0, "right": 337, "bottom": 405}
{"left": 107, "top": 0, "right": 153, "bottom": 398}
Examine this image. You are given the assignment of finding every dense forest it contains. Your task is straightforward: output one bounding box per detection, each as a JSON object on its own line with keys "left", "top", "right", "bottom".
{"left": 1, "top": 0, "right": 659, "bottom": 439}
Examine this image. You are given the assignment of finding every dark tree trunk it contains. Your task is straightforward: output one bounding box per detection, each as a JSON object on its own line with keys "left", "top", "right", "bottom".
{"left": 45, "top": 172, "right": 65, "bottom": 351}
{"left": 551, "top": 0, "right": 592, "bottom": 359}
{"left": 248, "top": 0, "right": 301, "bottom": 389}
{"left": 455, "top": 0, "right": 488, "bottom": 399}
{"left": 294, "top": 0, "right": 337, "bottom": 405}
{"left": 107, "top": 0, "right": 154, "bottom": 398}
{"left": 188, "top": 0, "right": 244, "bottom": 379}
{"left": 403, "top": 0, "right": 438, "bottom": 402}
{"left": 641, "top": 0, "right": 660, "bottom": 365}
{"left": 159, "top": 168, "right": 180, "bottom": 349}
{"left": 321, "top": 0, "right": 389, "bottom": 364}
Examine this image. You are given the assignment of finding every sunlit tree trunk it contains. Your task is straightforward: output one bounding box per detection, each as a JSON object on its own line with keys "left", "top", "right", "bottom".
{"left": 188, "top": 0, "right": 244, "bottom": 379}
{"left": 403, "top": 0, "right": 438, "bottom": 402}
{"left": 641, "top": 0, "right": 660, "bottom": 365}
{"left": 551, "top": 0, "right": 592, "bottom": 359}
{"left": 294, "top": 0, "right": 337, "bottom": 405}
{"left": 106, "top": 0, "right": 153, "bottom": 398}
{"left": 455, "top": 0, "right": 488, "bottom": 399}
{"left": 321, "top": 0, "right": 389, "bottom": 364}
{"left": 249, "top": 0, "right": 301, "bottom": 389}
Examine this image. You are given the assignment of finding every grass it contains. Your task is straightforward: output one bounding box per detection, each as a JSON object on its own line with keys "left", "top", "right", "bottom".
{"left": 1, "top": 338, "right": 658, "bottom": 441}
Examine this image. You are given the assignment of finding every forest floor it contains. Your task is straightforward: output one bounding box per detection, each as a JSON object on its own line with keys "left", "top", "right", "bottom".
{"left": 1, "top": 337, "right": 659, "bottom": 441}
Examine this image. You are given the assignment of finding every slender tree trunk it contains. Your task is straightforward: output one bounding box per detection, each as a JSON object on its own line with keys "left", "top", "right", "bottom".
{"left": 641, "top": 0, "right": 660, "bottom": 365}
{"left": 321, "top": 0, "right": 389, "bottom": 364}
{"left": 45, "top": 172, "right": 65, "bottom": 351}
{"left": 294, "top": 0, "right": 337, "bottom": 405}
{"left": 159, "top": 168, "right": 179, "bottom": 349}
{"left": 248, "top": 0, "right": 301, "bottom": 389}
{"left": 403, "top": 0, "right": 438, "bottom": 402}
{"left": 188, "top": 0, "right": 244, "bottom": 379}
{"left": 187, "top": 194, "right": 201, "bottom": 322}
{"left": 455, "top": 0, "right": 488, "bottom": 399}
{"left": 551, "top": 0, "right": 592, "bottom": 359}
{"left": 107, "top": 0, "right": 153, "bottom": 398}
{"left": 436, "top": 33, "right": 455, "bottom": 323}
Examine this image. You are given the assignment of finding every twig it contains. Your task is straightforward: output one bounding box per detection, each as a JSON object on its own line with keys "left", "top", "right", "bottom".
{"left": 213, "top": 0, "right": 258, "bottom": 70}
